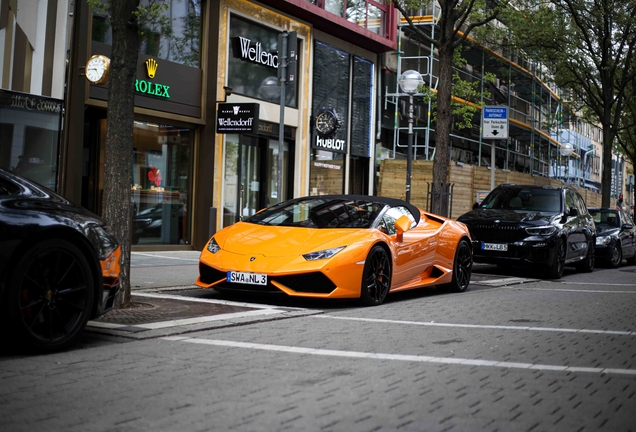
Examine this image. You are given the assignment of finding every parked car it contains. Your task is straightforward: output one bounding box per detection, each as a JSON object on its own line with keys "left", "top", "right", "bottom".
{"left": 0, "top": 168, "right": 121, "bottom": 351}
{"left": 588, "top": 207, "right": 636, "bottom": 267}
{"left": 197, "top": 195, "right": 473, "bottom": 306}
{"left": 457, "top": 184, "right": 595, "bottom": 279}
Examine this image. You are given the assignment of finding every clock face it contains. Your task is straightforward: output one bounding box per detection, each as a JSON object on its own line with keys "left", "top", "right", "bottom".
{"left": 315, "top": 109, "right": 339, "bottom": 136}
{"left": 85, "top": 55, "right": 109, "bottom": 84}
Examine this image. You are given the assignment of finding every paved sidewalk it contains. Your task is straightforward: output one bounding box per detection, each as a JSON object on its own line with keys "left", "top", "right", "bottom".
{"left": 86, "top": 251, "right": 524, "bottom": 340}
{"left": 87, "top": 250, "right": 320, "bottom": 339}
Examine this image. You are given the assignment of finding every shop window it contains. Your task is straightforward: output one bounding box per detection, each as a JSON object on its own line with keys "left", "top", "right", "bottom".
{"left": 129, "top": 121, "right": 193, "bottom": 246}
{"left": 91, "top": 0, "right": 202, "bottom": 67}
{"left": 0, "top": 91, "right": 62, "bottom": 191}
{"left": 309, "top": 151, "right": 345, "bottom": 196}
{"left": 227, "top": 15, "right": 298, "bottom": 108}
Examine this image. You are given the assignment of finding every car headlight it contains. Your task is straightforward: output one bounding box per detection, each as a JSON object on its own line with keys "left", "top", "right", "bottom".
{"left": 596, "top": 235, "right": 611, "bottom": 245}
{"left": 207, "top": 238, "right": 221, "bottom": 253}
{"left": 87, "top": 224, "right": 119, "bottom": 260}
{"left": 303, "top": 246, "right": 346, "bottom": 261}
{"left": 525, "top": 226, "right": 557, "bottom": 236}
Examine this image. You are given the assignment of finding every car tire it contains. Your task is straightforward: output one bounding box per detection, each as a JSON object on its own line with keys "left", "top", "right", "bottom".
{"left": 439, "top": 239, "right": 472, "bottom": 293}
{"left": 576, "top": 239, "right": 595, "bottom": 273}
{"left": 546, "top": 237, "right": 566, "bottom": 279}
{"left": 360, "top": 245, "right": 391, "bottom": 306}
{"left": 609, "top": 244, "right": 622, "bottom": 268}
{"left": 4, "top": 239, "right": 95, "bottom": 351}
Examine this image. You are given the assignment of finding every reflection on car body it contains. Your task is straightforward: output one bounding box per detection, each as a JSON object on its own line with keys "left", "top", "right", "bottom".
{"left": 197, "top": 195, "right": 473, "bottom": 306}
{"left": 589, "top": 207, "right": 636, "bottom": 267}
{"left": 457, "top": 184, "right": 596, "bottom": 279}
{"left": 0, "top": 168, "right": 121, "bottom": 351}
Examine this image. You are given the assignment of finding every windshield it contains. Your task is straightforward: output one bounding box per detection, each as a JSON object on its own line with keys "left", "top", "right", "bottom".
{"left": 481, "top": 187, "right": 561, "bottom": 213}
{"left": 245, "top": 197, "right": 387, "bottom": 228}
{"left": 589, "top": 209, "right": 619, "bottom": 228}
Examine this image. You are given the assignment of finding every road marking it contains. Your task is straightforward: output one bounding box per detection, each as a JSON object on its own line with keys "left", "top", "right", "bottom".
{"left": 503, "top": 286, "right": 636, "bottom": 293}
{"left": 132, "top": 292, "right": 296, "bottom": 310}
{"left": 313, "top": 315, "right": 636, "bottom": 336}
{"left": 132, "top": 252, "right": 200, "bottom": 262}
{"left": 161, "top": 337, "right": 636, "bottom": 376}
{"left": 473, "top": 277, "right": 539, "bottom": 286}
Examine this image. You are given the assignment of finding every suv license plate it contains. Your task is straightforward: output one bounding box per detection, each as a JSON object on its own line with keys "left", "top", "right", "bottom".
{"left": 482, "top": 243, "right": 508, "bottom": 251}
{"left": 227, "top": 271, "right": 267, "bottom": 285}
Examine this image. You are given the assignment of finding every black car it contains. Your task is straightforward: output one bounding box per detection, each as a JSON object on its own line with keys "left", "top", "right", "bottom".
{"left": 588, "top": 207, "right": 636, "bottom": 267}
{"left": 457, "top": 184, "right": 596, "bottom": 279}
{"left": 0, "top": 168, "right": 121, "bottom": 351}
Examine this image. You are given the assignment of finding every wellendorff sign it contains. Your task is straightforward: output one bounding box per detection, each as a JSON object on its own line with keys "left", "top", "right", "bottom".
{"left": 217, "top": 103, "right": 260, "bottom": 134}
{"left": 234, "top": 36, "right": 278, "bottom": 69}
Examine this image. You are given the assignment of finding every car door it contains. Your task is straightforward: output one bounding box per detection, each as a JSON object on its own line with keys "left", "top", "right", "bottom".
{"left": 563, "top": 190, "right": 586, "bottom": 260}
{"left": 380, "top": 206, "right": 431, "bottom": 286}
{"left": 619, "top": 210, "right": 636, "bottom": 257}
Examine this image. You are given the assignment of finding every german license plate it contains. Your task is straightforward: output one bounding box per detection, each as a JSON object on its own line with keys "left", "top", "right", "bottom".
{"left": 227, "top": 271, "right": 267, "bottom": 285}
{"left": 482, "top": 242, "right": 508, "bottom": 251}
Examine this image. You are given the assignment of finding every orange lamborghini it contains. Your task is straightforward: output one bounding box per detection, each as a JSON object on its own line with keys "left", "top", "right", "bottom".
{"left": 196, "top": 195, "right": 473, "bottom": 306}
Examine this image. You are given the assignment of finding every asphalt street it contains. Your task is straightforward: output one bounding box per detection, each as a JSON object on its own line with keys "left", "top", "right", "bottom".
{"left": 1, "top": 251, "right": 635, "bottom": 432}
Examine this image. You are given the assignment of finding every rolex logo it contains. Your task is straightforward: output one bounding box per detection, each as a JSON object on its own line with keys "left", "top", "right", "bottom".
{"left": 145, "top": 58, "right": 158, "bottom": 78}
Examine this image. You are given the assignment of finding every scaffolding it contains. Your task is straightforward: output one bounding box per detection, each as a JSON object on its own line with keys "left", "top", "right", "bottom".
{"left": 381, "top": 4, "right": 602, "bottom": 191}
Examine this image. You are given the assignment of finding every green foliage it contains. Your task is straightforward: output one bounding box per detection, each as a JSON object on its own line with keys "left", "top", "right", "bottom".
{"left": 419, "top": 48, "right": 496, "bottom": 130}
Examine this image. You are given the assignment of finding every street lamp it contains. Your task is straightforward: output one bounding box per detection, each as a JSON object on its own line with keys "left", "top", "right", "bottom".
{"left": 560, "top": 142, "right": 574, "bottom": 183}
{"left": 398, "top": 70, "right": 424, "bottom": 202}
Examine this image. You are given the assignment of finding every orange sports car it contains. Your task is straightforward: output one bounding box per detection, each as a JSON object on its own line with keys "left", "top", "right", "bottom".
{"left": 196, "top": 195, "right": 473, "bottom": 305}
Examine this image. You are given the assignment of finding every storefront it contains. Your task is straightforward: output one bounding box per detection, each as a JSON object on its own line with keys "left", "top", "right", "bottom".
{"left": 214, "top": 4, "right": 311, "bottom": 228}
{"left": 214, "top": 2, "right": 378, "bottom": 228}
{"left": 76, "top": 2, "right": 204, "bottom": 248}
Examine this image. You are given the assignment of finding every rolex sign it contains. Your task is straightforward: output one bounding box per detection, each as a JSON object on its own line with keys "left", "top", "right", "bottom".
{"left": 217, "top": 103, "right": 260, "bottom": 134}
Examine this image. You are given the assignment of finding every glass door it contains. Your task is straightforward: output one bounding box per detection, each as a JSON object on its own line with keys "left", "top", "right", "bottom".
{"left": 240, "top": 137, "right": 262, "bottom": 219}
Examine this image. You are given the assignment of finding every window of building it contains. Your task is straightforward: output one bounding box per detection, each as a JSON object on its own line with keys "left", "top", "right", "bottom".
{"left": 126, "top": 120, "right": 193, "bottom": 246}
{"left": 315, "top": 0, "right": 388, "bottom": 35}
{"left": 91, "top": 0, "right": 202, "bottom": 67}
{"left": 0, "top": 90, "right": 62, "bottom": 190}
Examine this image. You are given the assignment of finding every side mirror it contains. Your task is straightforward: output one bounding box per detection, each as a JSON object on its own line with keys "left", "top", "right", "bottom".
{"left": 569, "top": 207, "right": 579, "bottom": 217}
{"left": 472, "top": 202, "right": 480, "bottom": 210}
{"left": 395, "top": 215, "right": 411, "bottom": 239}
{"left": 623, "top": 223, "right": 633, "bottom": 230}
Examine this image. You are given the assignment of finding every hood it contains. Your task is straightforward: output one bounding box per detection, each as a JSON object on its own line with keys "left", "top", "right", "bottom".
{"left": 458, "top": 209, "right": 560, "bottom": 225}
{"left": 596, "top": 226, "right": 619, "bottom": 236}
{"left": 218, "top": 223, "right": 363, "bottom": 257}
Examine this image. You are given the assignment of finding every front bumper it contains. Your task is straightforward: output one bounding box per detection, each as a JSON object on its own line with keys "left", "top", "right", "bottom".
{"left": 594, "top": 243, "right": 616, "bottom": 261}
{"left": 471, "top": 238, "right": 556, "bottom": 266}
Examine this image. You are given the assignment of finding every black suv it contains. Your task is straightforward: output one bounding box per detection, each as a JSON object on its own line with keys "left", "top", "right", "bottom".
{"left": 457, "top": 184, "right": 596, "bottom": 278}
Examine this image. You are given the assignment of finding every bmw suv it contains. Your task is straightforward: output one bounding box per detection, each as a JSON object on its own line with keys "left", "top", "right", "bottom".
{"left": 457, "top": 184, "right": 596, "bottom": 279}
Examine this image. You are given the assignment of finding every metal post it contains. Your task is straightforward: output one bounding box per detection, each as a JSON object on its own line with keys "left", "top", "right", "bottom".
{"left": 277, "top": 32, "right": 288, "bottom": 204}
{"left": 406, "top": 94, "right": 414, "bottom": 203}
{"left": 490, "top": 140, "right": 495, "bottom": 190}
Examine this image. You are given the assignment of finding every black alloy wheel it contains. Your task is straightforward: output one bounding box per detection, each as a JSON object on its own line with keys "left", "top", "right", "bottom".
{"left": 360, "top": 245, "right": 391, "bottom": 306}
{"left": 546, "top": 237, "right": 566, "bottom": 279}
{"left": 439, "top": 239, "right": 472, "bottom": 292}
{"left": 609, "top": 244, "right": 622, "bottom": 268}
{"left": 6, "top": 239, "right": 95, "bottom": 351}
{"left": 576, "top": 239, "right": 595, "bottom": 273}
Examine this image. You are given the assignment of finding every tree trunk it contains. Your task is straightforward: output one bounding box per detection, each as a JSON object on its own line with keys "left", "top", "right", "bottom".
{"left": 432, "top": 42, "right": 454, "bottom": 216}
{"left": 103, "top": 0, "right": 140, "bottom": 309}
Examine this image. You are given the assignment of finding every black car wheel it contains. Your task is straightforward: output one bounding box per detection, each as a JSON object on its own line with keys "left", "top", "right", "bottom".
{"left": 439, "top": 239, "right": 472, "bottom": 293}
{"left": 609, "top": 244, "right": 622, "bottom": 268}
{"left": 360, "top": 245, "right": 391, "bottom": 306}
{"left": 546, "top": 237, "right": 566, "bottom": 279}
{"left": 576, "top": 239, "right": 595, "bottom": 273}
{"left": 5, "top": 239, "right": 95, "bottom": 351}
